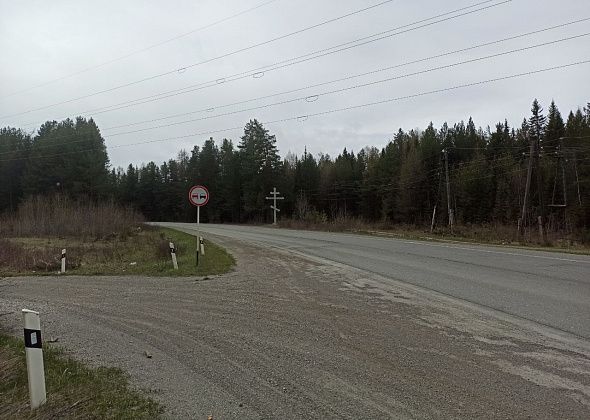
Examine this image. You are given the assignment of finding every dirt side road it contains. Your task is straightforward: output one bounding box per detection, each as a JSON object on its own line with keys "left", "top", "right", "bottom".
{"left": 1, "top": 235, "right": 589, "bottom": 419}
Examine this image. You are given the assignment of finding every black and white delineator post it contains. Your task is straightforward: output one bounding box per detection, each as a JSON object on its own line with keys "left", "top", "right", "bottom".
{"left": 60, "top": 249, "right": 66, "bottom": 273}
{"left": 265, "top": 187, "right": 285, "bottom": 225}
{"left": 169, "top": 242, "right": 178, "bottom": 270}
{"left": 22, "top": 309, "right": 46, "bottom": 409}
{"left": 188, "top": 185, "right": 210, "bottom": 266}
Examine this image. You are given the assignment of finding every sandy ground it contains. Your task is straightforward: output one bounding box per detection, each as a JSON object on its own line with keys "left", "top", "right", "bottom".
{"left": 1, "top": 234, "right": 589, "bottom": 419}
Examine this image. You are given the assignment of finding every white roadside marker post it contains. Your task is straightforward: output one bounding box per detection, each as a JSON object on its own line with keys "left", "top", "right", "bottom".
{"left": 169, "top": 242, "right": 178, "bottom": 270}
{"left": 22, "top": 309, "right": 47, "bottom": 410}
{"left": 60, "top": 249, "right": 66, "bottom": 273}
{"left": 200, "top": 237, "right": 205, "bottom": 256}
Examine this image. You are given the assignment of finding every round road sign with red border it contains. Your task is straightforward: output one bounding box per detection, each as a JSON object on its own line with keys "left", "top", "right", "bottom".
{"left": 189, "top": 185, "right": 209, "bottom": 207}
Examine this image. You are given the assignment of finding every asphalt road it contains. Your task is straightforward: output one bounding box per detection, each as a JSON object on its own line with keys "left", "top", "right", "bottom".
{"left": 3, "top": 233, "right": 590, "bottom": 418}
{"left": 160, "top": 223, "right": 590, "bottom": 339}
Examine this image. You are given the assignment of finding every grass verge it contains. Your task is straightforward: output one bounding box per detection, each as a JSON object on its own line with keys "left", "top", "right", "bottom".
{"left": 0, "top": 227, "right": 235, "bottom": 277}
{"left": 0, "top": 330, "right": 162, "bottom": 419}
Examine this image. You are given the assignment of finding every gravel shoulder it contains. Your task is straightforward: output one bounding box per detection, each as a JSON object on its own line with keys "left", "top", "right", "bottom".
{"left": 1, "top": 234, "right": 589, "bottom": 419}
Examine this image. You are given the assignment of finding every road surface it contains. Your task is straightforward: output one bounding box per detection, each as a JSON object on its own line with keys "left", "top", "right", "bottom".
{"left": 2, "top": 230, "right": 590, "bottom": 418}
{"left": 160, "top": 223, "right": 590, "bottom": 339}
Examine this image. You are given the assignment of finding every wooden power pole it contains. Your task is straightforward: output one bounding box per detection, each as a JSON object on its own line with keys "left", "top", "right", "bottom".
{"left": 519, "top": 136, "right": 536, "bottom": 236}
{"left": 444, "top": 149, "right": 454, "bottom": 232}
{"left": 535, "top": 137, "right": 547, "bottom": 243}
{"left": 431, "top": 164, "right": 443, "bottom": 233}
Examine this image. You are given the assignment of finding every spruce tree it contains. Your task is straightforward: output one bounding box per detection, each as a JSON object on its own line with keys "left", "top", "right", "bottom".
{"left": 545, "top": 100, "right": 565, "bottom": 148}
{"left": 529, "top": 99, "right": 547, "bottom": 144}
{"left": 238, "top": 120, "right": 282, "bottom": 221}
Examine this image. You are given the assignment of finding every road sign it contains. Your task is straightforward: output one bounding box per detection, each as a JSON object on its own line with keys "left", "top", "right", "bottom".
{"left": 189, "top": 185, "right": 209, "bottom": 266}
{"left": 189, "top": 185, "right": 209, "bottom": 207}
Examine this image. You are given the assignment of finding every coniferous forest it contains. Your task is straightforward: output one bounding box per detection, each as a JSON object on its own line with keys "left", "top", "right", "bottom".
{"left": 1, "top": 99, "right": 589, "bottom": 241}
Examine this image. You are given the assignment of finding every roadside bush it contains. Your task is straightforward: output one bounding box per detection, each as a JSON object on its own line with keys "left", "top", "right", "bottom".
{"left": 0, "top": 239, "right": 70, "bottom": 272}
{"left": 0, "top": 195, "right": 144, "bottom": 239}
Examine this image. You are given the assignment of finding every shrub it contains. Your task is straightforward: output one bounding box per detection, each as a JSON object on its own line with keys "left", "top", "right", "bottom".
{"left": 0, "top": 239, "right": 66, "bottom": 272}
{"left": 0, "top": 195, "right": 144, "bottom": 239}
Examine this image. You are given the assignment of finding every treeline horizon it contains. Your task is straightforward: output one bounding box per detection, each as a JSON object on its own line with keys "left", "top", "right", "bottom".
{"left": 1, "top": 99, "right": 589, "bottom": 240}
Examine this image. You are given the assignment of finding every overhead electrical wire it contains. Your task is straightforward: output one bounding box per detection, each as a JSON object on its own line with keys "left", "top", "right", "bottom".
{"left": 13, "top": 0, "right": 521, "bottom": 130}
{"left": 86, "top": 33, "right": 590, "bottom": 135}
{"left": 8, "top": 32, "right": 587, "bottom": 149}
{"left": 1, "top": 0, "right": 282, "bottom": 98}
{"left": 0, "top": 0, "right": 512, "bottom": 124}
{"left": 303, "top": 157, "right": 520, "bottom": 195}
{"left": 1, "top": 58, "right": 588, "bottom": 163}
{"left": 291, "top": 157, "right": 545, "bottom": 198}
{"left": 102, "top": 25, "right": 590, "bottom": 130}
{"left": 0, "top": 0, "right": 398, "bottom": 119}
{"left": 75, "top": 0, "right": 519, "bottom": 119}
{"left": 300, "top": 151, "right": 590, "bottom": 199}
{"left": 312, "top": 154, "right": 522, "bottom": 193}
{"left": 7, "top": 145, "right": 565, "bottom": 203}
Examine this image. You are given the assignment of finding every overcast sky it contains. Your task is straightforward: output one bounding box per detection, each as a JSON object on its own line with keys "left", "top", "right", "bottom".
{"left": 1, "top": 0, "right": 589, "bottom": 168}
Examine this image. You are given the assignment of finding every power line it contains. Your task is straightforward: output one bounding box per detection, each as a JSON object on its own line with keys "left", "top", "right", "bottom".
{"left": 302, "top": 151, "right": 590, "bottom": 199}
{"left": 96, "top": 33, "right": 590, "bottom": 135}
{"left": 297, "top": 147, "right": 519, "bottom": 192}
{"left": 14, "top": 32, "right": 586, "bottom": 150}
{"left": 1, "top": 0, "right": 398, "bottom": 119}
{"left": 297, "top": 158, "right": 530, "bottom": 198}
{"left": 2, "top": 58, "right": 588, "bottom": 164}
{"left": 102, "top": 29, "right": 590, "bottom": 131}
{"left": 454, "top": 137, "right": 590, "bottom": 151}
{"left": 75, "top": 0, "right": 515, "bottom": 119}
{"left": 1, "top": 0, "right": 282, "bottom": 99}
{"left": 14, "top": 0, "right": 520, "bottom": 130}
{"left": 311, "top": 154, "right": 520, "bottom": 193}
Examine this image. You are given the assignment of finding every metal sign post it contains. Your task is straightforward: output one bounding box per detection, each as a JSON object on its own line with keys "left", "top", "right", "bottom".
{"left": 265, "top": 187, "right": 285, "bottom": 225}
{"left": 189, "top": 185, "right": 209, "bottom": 266}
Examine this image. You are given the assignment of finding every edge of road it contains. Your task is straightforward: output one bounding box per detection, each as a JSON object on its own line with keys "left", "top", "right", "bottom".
{"left": 286, "top": 246, "right": 590, "bottom": 351}
{"left": 165, "top": 223, "right": 590, "bottom": 355}
{"left": 358, "top": 229, "right": 590, "bottom": 257}
{"left": 163, "top": 222, "right": 590, "bottom": 263}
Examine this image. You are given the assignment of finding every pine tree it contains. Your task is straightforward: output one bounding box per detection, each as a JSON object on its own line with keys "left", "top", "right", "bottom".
{"left": 396, "top": 139, "right": 425, "bottom": 224}
{"left": 137, "top": 162, "right": 162, "bottom": 220}
{"left": 197, "top": 138, "right": 220, "bottom": 222}
{"left": 545, "top": 100, "right": 565, "bottom": 148}
{"left": 0, "top": 127, "right": 31, "bottom": 212}
{"left": 218, "top": 139, "right": 241, "bottom": 221}
{"left": 23, "top": 117, "right": 110, "bottom": 199}
{"left": 529, "top": 99, "right": 547, "bottom": 144}
{"left": 238, "top": 120, "right": 282, "bottom": 221}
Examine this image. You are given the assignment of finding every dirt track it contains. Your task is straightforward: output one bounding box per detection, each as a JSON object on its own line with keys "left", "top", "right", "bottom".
{"left": 1, "top": 234, "right": 590, "bottom": 419}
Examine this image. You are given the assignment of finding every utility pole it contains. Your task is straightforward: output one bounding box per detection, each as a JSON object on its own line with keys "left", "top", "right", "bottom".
{"left": 574, "top": 154, "right": 582, "bottom": 206}
{"left": 443, "top": 149, "right": 454, "bottom": 232}
{"left": 561, "top": 152, "right": 567, "bottom": 207}
{"left": 519, "top": 136, "right": 536, "bottom": 236}
{"left": 431, "top": 161, "right": 443, "bottom": 233}
{"left": 535, "top": 136, "right": 547, "bottom": 243}
{"left": 265, "top": 187, "right": 284, "bottom": 225}
{"left": 550, "top": 141, "right": 568, "bottom": 208}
